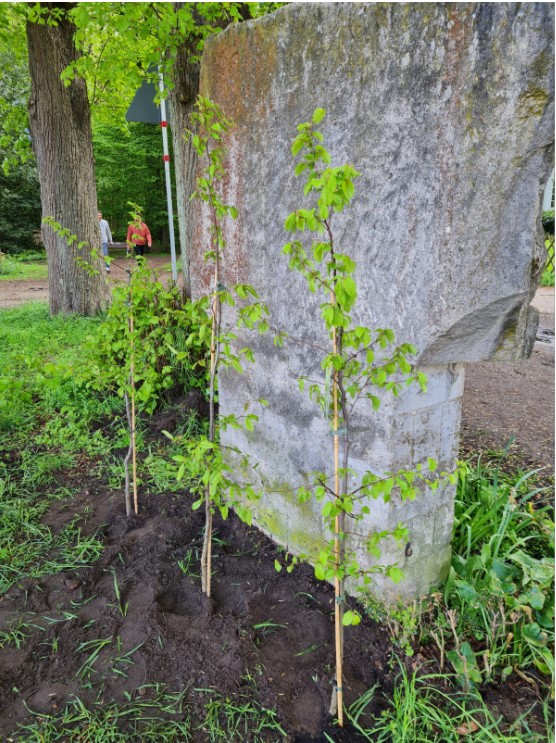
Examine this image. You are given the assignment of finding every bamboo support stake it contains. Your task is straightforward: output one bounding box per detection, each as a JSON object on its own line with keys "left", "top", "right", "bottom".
{"left": 332, "top": 324, "right": 344, "bottom": 727}
{"left": 130, "top": 310, "right": 138, "bottom": 515}
{"left": 126, "top": 268, "right": 138, "bottom": 516}
{"left": 326, "top": 273, "right": 344, "bottom": 726}
{"left": 123, "top": 391, "right": 133, "bottom": 517}
{"left": 202, "top": 272, "right": 219, "bottom": 597}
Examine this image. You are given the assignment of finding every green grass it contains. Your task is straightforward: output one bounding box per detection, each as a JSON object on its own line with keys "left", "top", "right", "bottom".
{"left": 540, "top": 237, "right": 555, "bottom": 286}
{"left": 0, "top": 254, "right": 48, "bottom": 280}
{"left": 15, "top": 687, "right": 286, "bottom": 742}
{"left": 345, "top": 664, "right": 551, "bottom": 742}
{"left": 0, "top": 478, "right": 104, "bottom": 595}
{"left": 0, "top": 305, "right": 120, "bottom": 594}
{"left": 362, "top": 457, "right": 554, "bottom": 740}
{"left": 0, "top": 303, "right": 122, "bottom": 442}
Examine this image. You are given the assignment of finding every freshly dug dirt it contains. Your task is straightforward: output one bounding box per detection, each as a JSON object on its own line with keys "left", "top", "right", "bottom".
{"left": 0, "top": 480, "right": 392, "bottom": 740}
{"left": 0, "top": 478, "right": 544, "bottom": 741}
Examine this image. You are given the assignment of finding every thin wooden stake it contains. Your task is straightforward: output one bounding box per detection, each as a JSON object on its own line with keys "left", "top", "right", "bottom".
{"left": 123, "top": 391, "right": 133, "bottom": 517}
{"left": 126, "top": 268, "right": 138, "bottom": 516}
{"left": 202, "top": 275, "right": 219, "bottom": 596}
{"left": 130, "top": 309, "right": 138, "bottom": 515}
{"left": 332, "top": 322, "right": 344, "bottom": 727}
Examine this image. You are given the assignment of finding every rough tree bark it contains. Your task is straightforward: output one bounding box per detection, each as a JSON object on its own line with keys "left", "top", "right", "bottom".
{"left": 26, "top": 3, "right": 108, "bottom": 315}
{"left": 167, "top": 2, "right": 202, "bottom": 299}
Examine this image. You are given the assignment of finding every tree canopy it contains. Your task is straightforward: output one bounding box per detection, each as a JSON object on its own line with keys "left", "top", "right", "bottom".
{"left": 0, "top": 1, "right": 283, "bottom": 268}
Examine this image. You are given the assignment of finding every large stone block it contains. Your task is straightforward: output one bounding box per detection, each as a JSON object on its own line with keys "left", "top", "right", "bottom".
{"left": 190, "top": 3, "right": 554, "bottom": 600}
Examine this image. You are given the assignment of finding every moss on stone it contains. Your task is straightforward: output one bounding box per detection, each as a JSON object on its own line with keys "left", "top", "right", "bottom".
{"left": 289, "top": 529, "right": 325, "bottom": 561}
{"left": 519, "top": 88, "right": 550, "bottom": 119}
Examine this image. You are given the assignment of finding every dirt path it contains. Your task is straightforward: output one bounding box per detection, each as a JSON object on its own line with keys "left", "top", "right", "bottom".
{"left": 0, "top": 271, "right": 553, "bottom": 470}
{"left": 461, "top": 287, "right": 554, "bottom": 470}
{"left": 0, "top": 255, "right": 176, "bottom": 308}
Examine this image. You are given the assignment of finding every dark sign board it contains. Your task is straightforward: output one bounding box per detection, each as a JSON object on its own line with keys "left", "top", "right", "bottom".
{"left": 126, "top": 80, "right": 163, "bottom": 125}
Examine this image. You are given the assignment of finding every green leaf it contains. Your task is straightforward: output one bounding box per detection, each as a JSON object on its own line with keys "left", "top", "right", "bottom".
{"left": 342, "top": 610, "right": 353, "bottom": 626}
{"left": 291, "top": 138, "right": 304, "bottom": 157}
{"left": 312, "top": 108, "right": 326, "bottom": 124}
{"left": 341, "top": 609, "right": 361, "bottom": 626}
{"left": 386, "top": 566, "right": 404, "bottom": 584}
{"left": 274, "top": 559, "right": 282, "bottom": 573}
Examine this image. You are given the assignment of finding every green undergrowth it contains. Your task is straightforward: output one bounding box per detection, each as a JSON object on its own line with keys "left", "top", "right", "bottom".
{"left": 364, "top": 454, "right": 554, "bottom": 740}
{"left": 344, "top": 663, "right": 552, "bottom": 742}
{"left": 0, "top": 252, "right": 48, "bottom": 280}
{"left": 447, "top": 457, "right": 554, "bottom": 686}
{"left": 79, "top": 259, "right": 208, "bottom": 414}
{"left": 0, "top": 301, "right": 204, "bottom": 596}
{"left": 540, "top": 268, "right": 555, "bottom": 287}
{"left": 540, "top": 237, "right": 554, "bottom": 287}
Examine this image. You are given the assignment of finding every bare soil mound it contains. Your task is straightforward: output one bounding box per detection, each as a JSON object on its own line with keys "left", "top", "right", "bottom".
{"left": 0, "top": 474, "right": 543, "bottom": 741}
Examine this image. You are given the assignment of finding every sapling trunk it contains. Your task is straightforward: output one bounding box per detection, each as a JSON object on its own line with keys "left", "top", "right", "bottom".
{"left": 329, "top": 309, "right": 350, "bottom": 726}
{"left": 188, "top": 100, "right": 264, "bottom": 598}
{"left": 337, "top": 363, "right": 351, "bottom": 724}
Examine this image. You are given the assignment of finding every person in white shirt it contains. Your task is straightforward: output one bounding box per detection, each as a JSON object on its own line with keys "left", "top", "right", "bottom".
{"left": 98, "top": 212, "right": 113, "bottom": 272}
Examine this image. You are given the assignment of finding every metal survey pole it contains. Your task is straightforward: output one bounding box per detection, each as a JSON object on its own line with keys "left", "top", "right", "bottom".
{"left": 158, "top": 68, "right": 178, "bottom": 282}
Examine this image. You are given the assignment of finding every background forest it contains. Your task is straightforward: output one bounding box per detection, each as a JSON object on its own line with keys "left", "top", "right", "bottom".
{"left": 0, "top": 47, "right": 177, "bottom": 254}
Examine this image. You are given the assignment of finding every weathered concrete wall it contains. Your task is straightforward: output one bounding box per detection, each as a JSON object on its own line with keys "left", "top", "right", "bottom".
{"left": 190, "top": 3, "right": 554, "bottom": 601}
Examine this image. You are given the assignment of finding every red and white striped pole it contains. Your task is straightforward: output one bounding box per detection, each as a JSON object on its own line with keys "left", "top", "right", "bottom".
{"left": 158, "top": 68, "right": 178, "bottom": 282}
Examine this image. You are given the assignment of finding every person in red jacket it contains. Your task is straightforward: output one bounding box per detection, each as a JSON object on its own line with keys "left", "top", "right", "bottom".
{"left": 126, "top": 213, "right": 152, "bottom": 258}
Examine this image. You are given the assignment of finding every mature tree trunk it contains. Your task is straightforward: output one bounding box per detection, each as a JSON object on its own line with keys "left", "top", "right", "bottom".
{"left": 169, "top": 4, "right": 254, "bottom": 298}
{"left": 26, "top": 3, "right": 107, "bottom": 315}
{"left": 168, "top": 2, "right": 201, "bottom": 299}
